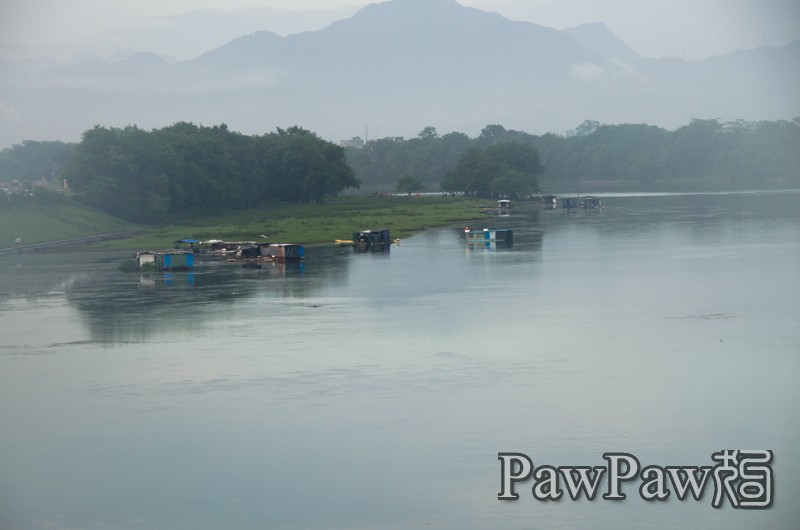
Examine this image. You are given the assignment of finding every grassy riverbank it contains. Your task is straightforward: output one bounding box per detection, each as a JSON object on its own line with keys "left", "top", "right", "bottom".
{"left": 2, "top": 195, "right": 490, "bottom": 251}
{"left": 0, "top": 202, "right": 135, "bottom": 249}
{"left": 116, "top": 195, "right": 490, "bottom": 250}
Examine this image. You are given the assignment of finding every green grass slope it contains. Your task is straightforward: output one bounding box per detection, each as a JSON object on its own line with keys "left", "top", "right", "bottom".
{"left": 1, "top": 195, "right": 490, "bottom": 252}
{"left": 0, "top": 202, "right": 136, "bottom": 249}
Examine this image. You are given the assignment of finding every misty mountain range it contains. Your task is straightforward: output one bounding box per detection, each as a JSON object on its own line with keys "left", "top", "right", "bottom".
{"left": 1, "top": 0, "right": 798, "bottom": 148}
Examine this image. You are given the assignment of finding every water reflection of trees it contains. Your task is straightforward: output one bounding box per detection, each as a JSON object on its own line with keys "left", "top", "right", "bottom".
{"left": 64, "top": 247, "right": 351, "bottom": 343}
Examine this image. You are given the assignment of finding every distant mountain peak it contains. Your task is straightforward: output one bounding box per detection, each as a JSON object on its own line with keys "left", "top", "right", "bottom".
{"left": 195, "top": 30, "right": 283, "bottom": 64}
{"left": 326, "top": 0, "right": 574, "bottom": 52}
{"left": 352, "top": 0, "right": 477, "bottom": 21}
{"left": 0, "top": 0, "right": 796, "bottom": 149}
{"left": 120, "top": 52, "right": 168, "bottom": 65}
{"left": 371, "top": 0, "right": 460, "bottom": 7}
{"left": 562, "top": 22, "right": 641, "bottom": 65}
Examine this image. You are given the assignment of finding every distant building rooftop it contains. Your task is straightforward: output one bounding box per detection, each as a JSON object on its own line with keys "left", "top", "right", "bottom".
{"left": 340, "top": 136, "right": 364, "bottom": 148}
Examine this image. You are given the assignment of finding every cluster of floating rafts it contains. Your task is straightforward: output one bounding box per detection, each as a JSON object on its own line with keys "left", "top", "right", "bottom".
{"left": 135, "top": 239, "right": 304, "bottom": 271}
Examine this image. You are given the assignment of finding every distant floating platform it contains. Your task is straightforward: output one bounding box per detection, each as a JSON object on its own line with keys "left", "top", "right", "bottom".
{"left": 463, "top": 227, "right": 513, "bottom": 243}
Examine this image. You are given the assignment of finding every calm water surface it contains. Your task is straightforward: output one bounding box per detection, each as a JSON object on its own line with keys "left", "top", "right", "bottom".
{"left": 1, "top": 192, "right": 798, "bottom": 529}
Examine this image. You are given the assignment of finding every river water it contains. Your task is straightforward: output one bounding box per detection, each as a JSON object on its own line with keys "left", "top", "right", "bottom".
{"left": 1, "top": 191, "right": 798, "bottom": 529}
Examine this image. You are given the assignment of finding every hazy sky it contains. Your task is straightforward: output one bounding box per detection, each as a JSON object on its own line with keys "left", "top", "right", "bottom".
{"left": 1, "top": 0, "right": 798, "bottom": 62}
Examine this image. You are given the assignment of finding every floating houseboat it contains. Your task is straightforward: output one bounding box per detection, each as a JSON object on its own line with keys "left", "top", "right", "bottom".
{"left": 497, "top": 199, "right": 512, "bottom": 211}
{"left": 201, "top": 240, "right": 258, "bottom": 255}
{"left": 137, "top": 250, "right": 194, "bottom": 271}
{"left": 197, "top": 240, "right": 304, "bottom": 263}
{"left": 353, "top": 229, "right": 392, "bottom": 251}
{"left": 560, "top": 196, "right": 604, "bottom": 209}
{"left": 541, "top": 195, "right": 557, "bottom": 208}
{"left": 463, "top": 227, "right": 514, "bottom": 243}
{"left": 561, "top": 197, "right": 579, "bottom": 209}
{"left": 173, "top": 238, "right": 199, "bottom": 250}
{"left": 581, "top": 196, "right": 603, "bottom": 209}
{"left": 159, "top": 250, "right": 193, "bottom": 271}
{"left": 235, "top": 243, "right": 262, "bottom": 259}
{"left": 261, "top": 243, "right": 304, "bottom": 262}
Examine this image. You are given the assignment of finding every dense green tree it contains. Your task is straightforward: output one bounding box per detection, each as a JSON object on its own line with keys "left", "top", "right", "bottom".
{"left": 153, "top": 122, "right": 259, "bottom": 211}
{"left": 440, "top": 147, "right": 485, "bottom": 194}
{"left": 668, "top": 118, "right": 723, "bottom": 180}
{"left": 65, "top": 125, "right": 171, "bottom": 221}
{"left": 395, "top": 175, "right": 424, "bottom": 195}
{"left": 574, "top": 120, "right": 601, "bottom": 137}
{"left": 63, "top": 123, "right": 359, "bottom": 221}
{"left": 442, "top": 142, "right": 542, "bottom": 198}
{"left": 417, "top": 126, "right": 440, "bottom": 141}
{"left": 262, "top": 126, "right": 359, "bottom": 203}
{"left": 0, "top": 140, "right": 74, "bottom": 183}
{"left": 474, "top": 124, "right": 536, "bottom": 147}
{"left": 345, "top": 129, "right": 472, "bottom": 191}
{"left": 730, "top": 118, "right": 800, "bottom": 187}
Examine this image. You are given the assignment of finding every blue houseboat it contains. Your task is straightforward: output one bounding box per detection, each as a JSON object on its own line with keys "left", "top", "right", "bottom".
{"left": 463, "top": 227, "right": 513, "bottom": 243}
{"left": 137, "top": 250, "right": 194, "bottom": 271}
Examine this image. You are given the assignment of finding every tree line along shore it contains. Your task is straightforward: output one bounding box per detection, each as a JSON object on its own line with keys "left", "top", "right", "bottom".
{"left": 1, "top": 117, "right": 798, "bottom": 249}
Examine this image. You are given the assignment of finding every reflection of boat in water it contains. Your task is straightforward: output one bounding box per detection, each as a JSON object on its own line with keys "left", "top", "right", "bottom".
{"left": 138, "top": 271, "right": 196, "bottom": 288}
{"left": 232, "top": 260, "right": 305, "bottom": 275}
